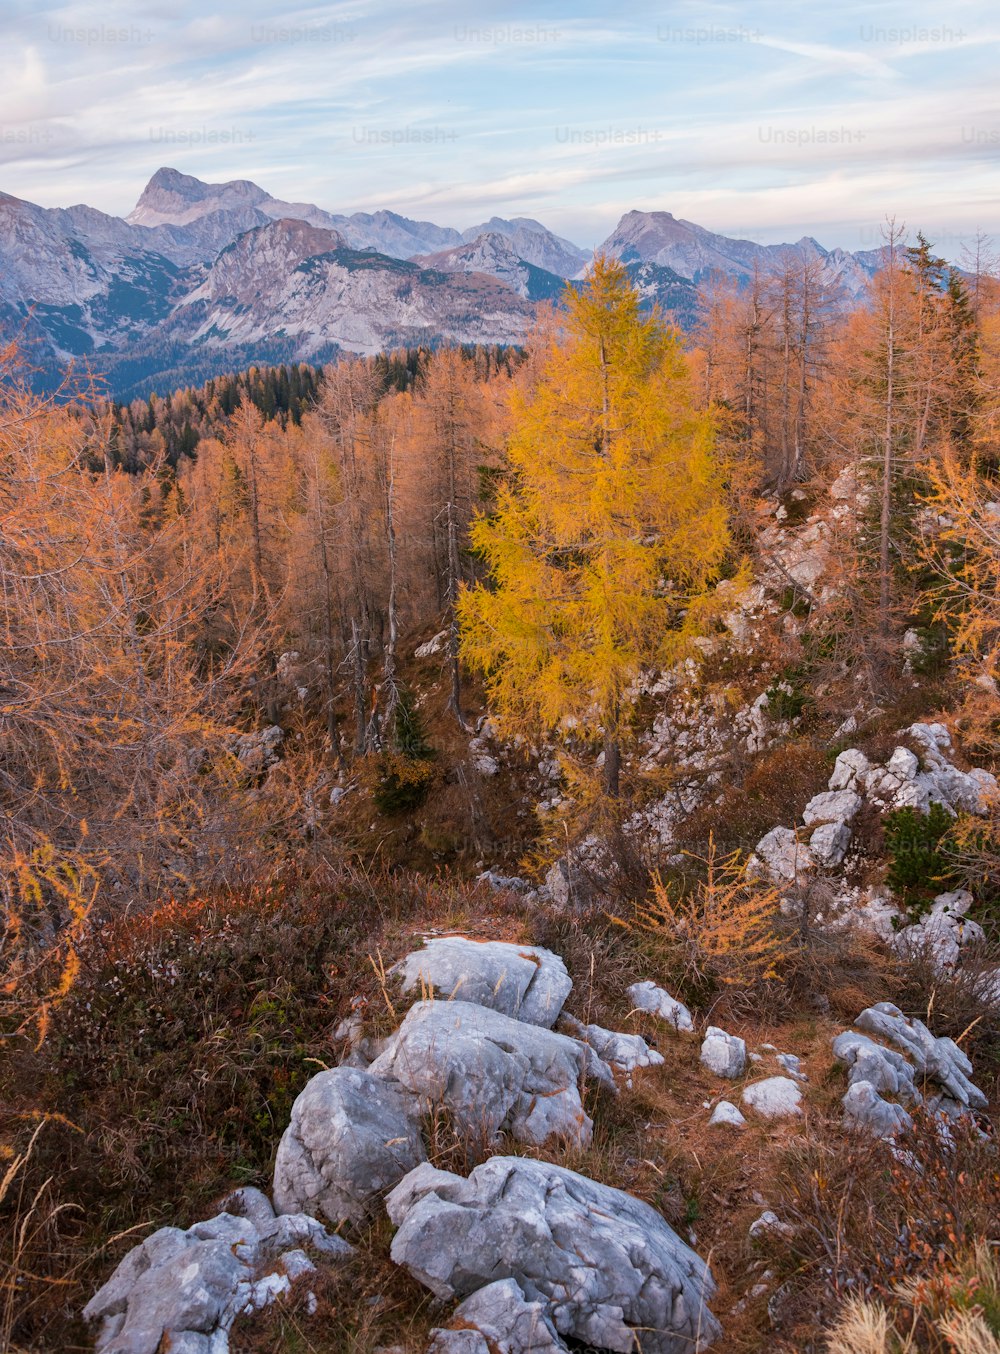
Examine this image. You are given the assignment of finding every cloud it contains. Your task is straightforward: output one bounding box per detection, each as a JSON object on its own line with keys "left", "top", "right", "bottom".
{"left": 0, "top": 0, "right": 996, "bottom": 254}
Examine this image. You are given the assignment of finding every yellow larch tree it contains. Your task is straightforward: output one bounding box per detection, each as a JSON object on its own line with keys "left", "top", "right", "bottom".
{"left": 458, "top": 256, "right": 738, "bottom": 796}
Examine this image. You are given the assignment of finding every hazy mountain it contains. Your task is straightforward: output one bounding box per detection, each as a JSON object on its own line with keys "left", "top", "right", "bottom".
{"left": 163, "top": 217, "right": 532, "bottom": 356}
{"left": 414, "top": 233, "right": 567, "bottom": 301}
{"left": 598, "top": 209, "right": 881, "bottom": 297}
{"left": 460, "top": 216, "right": 590, "bottom": 278}
{"left": 0, "top": 168, "right": 900, "bottom": 395}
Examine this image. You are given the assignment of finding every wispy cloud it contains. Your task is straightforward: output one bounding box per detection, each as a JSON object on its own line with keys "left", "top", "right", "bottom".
{"left": 0, "top": 0, "right": 996, "bottom": 254}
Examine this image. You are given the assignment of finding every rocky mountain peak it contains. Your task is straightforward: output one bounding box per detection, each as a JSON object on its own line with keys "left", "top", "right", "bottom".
{"left": 128, "top": 167, "right": 270, "bottom": 228}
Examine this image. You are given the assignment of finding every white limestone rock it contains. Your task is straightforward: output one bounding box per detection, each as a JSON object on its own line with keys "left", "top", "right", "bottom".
{"left": 750, "top": 826, "right": 814, "bottom": 884}
{"left": 368, "top": 1000, "right": 598, "bottom": 1147}
{"left": 393, "top": 936, "right": 572, "bottom": 1028}
{"left": 83, "top": 1190, "right": 351, "bottom": 1354}
{"left": 854, "top": 1002, "right": 986, "bottom": 1110}
{"left": 741, "top": 1077, "right": 803, "bottom": 1120}
{"left": 427, "top": 1279, "right": 569, "bottom": 1354}
{"left": 272, "top": 1067, "right": 425, "bottom": 1227}
{"left": 809, "top": 821, "right": 853, "bottom": 868}
{"left": 832, "top": 1029, "right": 918, "bottom": 1100}
{"left": 560, "top": 1014, "right": 664, "bottom": 1073}
{"left": 386, "top": 1156, "right": 721, "bottom": 1353}
{"left": 842, "top": 1081, "right": 913, "bottom": 1139}
{"left": 828, "top": 748, "right": 870, "bottom": 792}
{"left": 802, "top": 789, "right": 862, "bottom": 827}
{"left": 700, "top": 1027, "right": 746, "bottom": 1079}
{"left": 708, "top": 1100, "right": 746, "bottom": 1128}
{"left": 628, "top": 981, "right": 694, "bottom": 1032}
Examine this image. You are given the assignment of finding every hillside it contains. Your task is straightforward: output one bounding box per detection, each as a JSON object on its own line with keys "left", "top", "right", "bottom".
{"left": 2, "top": 253, "right": 999, "bottom": 1354}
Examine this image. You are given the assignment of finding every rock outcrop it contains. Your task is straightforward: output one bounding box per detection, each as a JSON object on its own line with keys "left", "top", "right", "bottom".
{"left": 272, "top": 1066, "right": 425, "bottom": 1226}
{"left": 368, "top": 999, "right": 598, "bottom": 1147}
{"left": 83, "top": 1188, "right": 351, "bottom": 1354}
{"left": 387, "top": 1156, "right": 721, "bottom": 1353}
{"left": 833, "top": 1002, "right": 987, "bottom": 1137}
{"left": 392, "top": 936, "right": 572, "bottom": 1028}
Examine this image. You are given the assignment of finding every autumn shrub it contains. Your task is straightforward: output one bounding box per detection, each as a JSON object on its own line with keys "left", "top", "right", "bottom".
{"left": 0, "top": 865, "right": 496, "bottom": 1352}
{"left": 775, "top": 1107, "right": 1000, "bottom": 1346}
{"left": 615, "top": 839, "right": 789, "bottom": 999}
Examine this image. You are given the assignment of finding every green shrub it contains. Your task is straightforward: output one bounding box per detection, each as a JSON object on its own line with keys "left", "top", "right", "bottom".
{"left": 883, "top": 803, "right": 959, "bottom": 915}
{"left": 372, "top": 689, "right": 436, "bottom": 814}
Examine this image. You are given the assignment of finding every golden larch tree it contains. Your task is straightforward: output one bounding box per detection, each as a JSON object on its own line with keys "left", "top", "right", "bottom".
{"left": 458, "top": 256, "right": 736, "bottom": 796}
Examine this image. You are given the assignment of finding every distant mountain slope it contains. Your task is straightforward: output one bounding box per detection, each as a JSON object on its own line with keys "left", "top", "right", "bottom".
{"left": 0, "top": 167, "right": 901, "bottom": 395}
{"left": 414, "top": 233, "right": 567, "bottom": 301}
{"left": 162, "top": 218, "right": 533, "bottom": 356}
{"left": 460, "top": 216, "right": 590, "bottom": 278}
{"left": 598, "top": 209, "right": 881, "bottom": 297}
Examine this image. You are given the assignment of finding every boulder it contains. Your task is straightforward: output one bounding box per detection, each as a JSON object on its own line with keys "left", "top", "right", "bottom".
{"left": 892, "top": 890, "right": 984, "bottom": 970}
{"left": 828, "top": 749, "right": 870, "bottom": 792}
{"left": 801, "top": 789, "right": 862, "bottom": 827}
{"left": 272, "top": 1067, "right": 425, "bottom": 1227}
{"left": 809, "top": 821, "right": 852, "bottom": 868}
{"left": 842, "top": 1081, "right": 913, "bottom": 1139}
{"left": 700, "top": 1027, "right": 746, "bottom": 1079}
{"left": 628, "top": 981, "right": 694, "bottom": 1032}
{"left": 854, "top": 1002, "right": 987, "bottom": 1110}
{"left": 84, "top": 1193, "right": 351, "bottom": 1354}
{"left": 393, "top": 937, "right": 572, "bottom": 1028}
{"left": 368, "top": 1000, "right": 597, "bottom": 1147}
{"left": 741, "top": 1077, "right": 803, "bottom": 1120}
{"left": 561, "top": 1015, "right": 664, "bottom": 1073}
{"left": 386, "top": 1156, "right": 721, "bottom": 1353}
{"left": 708, "top": 1100, "right": 746, "bottom": 1128}
{"left": 428, "top": 1279, "right": 569, "bottom": 1354}
{"left": 832, "top": 1029, "right": 917, "bottom": 1099}
{"left": 751, "top": 826, "right": 814, "bottom": 884}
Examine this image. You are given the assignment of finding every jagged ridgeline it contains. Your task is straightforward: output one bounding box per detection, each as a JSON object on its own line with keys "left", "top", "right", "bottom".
{"left": 1, "top": 165, "right": 898, "bottom": 398}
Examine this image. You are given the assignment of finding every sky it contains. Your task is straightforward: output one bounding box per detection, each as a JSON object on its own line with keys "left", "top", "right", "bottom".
{"left": 0, "top": 0, "right": 998, "bottom": 255}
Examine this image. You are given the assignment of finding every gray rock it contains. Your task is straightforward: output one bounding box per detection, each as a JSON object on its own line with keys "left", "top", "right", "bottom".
{"left": 828, "top": 749, "right": 870, "bottom": 792}
{"left": 892, "top": 890, "right": 984, "bottom": 971}
{"left": 369, "top": 1000, "right": 596, "bottom": 1147}
{"left": 802, "top": 789, "right": 862, "bottom": 827}
{"left": 854, "top": 1003, "right": 986, "bottom": 1110}
{"left": 751, "top": 826, "right": 814, "bottom": 883}
{"left": 775, "top": 1053, "right": 805, "bottom": 1080}
{"left": 428, "top": 1332, "right": 490, "bottom": 1354}
{"left": 748, "top": 1210, "right": 794, "bottom": 1240}
{"left": 476, "top": 871, "right": 536, "bottom": 895}
{"left": 842, "top": 1081, "right": 913, "bottom": 1139}
{"left": 628, "top": 980, "right": 694, "bottom": 1032}
{"left": 428, "top": 1279, "right": 569, "bottom": 1353}
{"left": 809, "top": 820, "right": 852, "bottom": 868}
{"left": 832, "top": 1029, "right": 917, "bottom": 1099}
{"left": 84, "top": 1196, "right": 351, "bottom": 1354}
{"left": 741, "top": 1077, "right": 803, "bottom": 1120}
{"left": 700, "top": 1027, "right": 746, "bottom": 1079}
{"left": 394, "top": 936, "right": 571, "bottom": 1028}
{"left": 708, "top": 1100, "right": 746, "bottom": 1128}
{"left": 386, "top": 1156, "right": 721, "bottom": 1353}
{"left": 560, "top": 1014, "right": 664, "bottom": 1073}
{"left": 272, "top": 1066, "right": 425, "bottom": 1227}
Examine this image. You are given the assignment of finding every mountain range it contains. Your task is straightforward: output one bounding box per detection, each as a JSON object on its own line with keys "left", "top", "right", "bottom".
{"left": 0, "top": 167, "right": 887, "bottom": 399}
